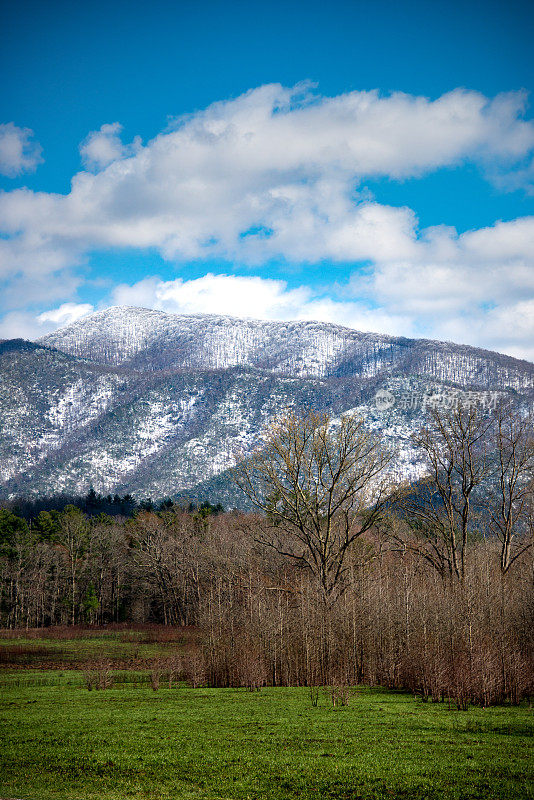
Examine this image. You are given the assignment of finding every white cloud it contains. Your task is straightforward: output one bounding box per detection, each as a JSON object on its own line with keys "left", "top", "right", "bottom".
{"left": 425, "top": 299, "right": 534, "bottom": 362}
{"left": 481, "top": 300, "right": 534, "bottom": 360}
{"left": 352, "top": 217, "right": 534, "bottom": 314}
{"left": 112, "top": 273, "right": 417, "bottom": 337}
{"left": 80, "top": 123, "right": 142, "bottom": 171}
{"left": 0, "top": 84, "right": 533, "bottom": 358}
{"left": 0, "top": 123, "right": 43, "bottom": 177}
{"left": 1, "top": 84, "right": 533, "bottom": 275}
{"left": 0, "top": 303, "right": 92, "bottom": 341}
{"left": 37, "top": 302, "right": 94, "bottom": 326}
{"left": 343, "top": 215, "right": 534, "bottom": 357}
{"left": 113, "top": 274, "right": 309, "bottom": 320}
{"left": 0, "top": 270, "right": 83, "bottom": 312}
{"left": 0, "top": 311, "right": 48, "bottom": 340}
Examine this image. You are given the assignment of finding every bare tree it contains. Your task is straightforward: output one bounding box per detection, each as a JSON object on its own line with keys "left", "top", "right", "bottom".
{"left": 127, "top": 511, "right": 191, "bottom": 626}
{"left": 55, "top": 506, "right": 91, "bottom": 625}
{"left": 233, "top": 410, "right": 392, "bottom": 603}
{"left": 394, "top": 404, "right": 493, "bottom": 580}
{"left": 486, "top": 404, "right": 534, "bottom": 573}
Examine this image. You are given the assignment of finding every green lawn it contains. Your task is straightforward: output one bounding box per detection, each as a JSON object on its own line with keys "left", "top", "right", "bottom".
{"left": 0, "top": 674, "right": 532, "bottom": 800}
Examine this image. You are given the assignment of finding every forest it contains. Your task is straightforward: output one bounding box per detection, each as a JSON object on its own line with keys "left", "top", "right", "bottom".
{"left": 1, "top": 404, "right": 532, "bottom": 709}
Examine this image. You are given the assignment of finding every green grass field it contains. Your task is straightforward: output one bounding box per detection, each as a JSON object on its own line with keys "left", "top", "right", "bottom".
{"left": 0, "top": 629, "right": 187, "bottom": 670}
{"left": 1, "top": 671, "right": 532, "bottom": 800}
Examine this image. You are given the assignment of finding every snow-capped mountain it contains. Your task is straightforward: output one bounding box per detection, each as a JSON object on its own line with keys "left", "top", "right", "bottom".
{"left": 40, "top": 306, "right": 533, "bottom": 389}
{"left": 0, "top": 307, "right": 532, "bottom": 504}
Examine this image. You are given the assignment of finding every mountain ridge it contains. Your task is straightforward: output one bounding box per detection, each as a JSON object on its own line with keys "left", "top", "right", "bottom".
{"left": 38, "top": 306, "right": 534, "bottom": 390}
{"left": 0, "top": 306, "right": 531, "bottom": 504}
{"left": 39, "top": 305, "right": 534, "bottom": 367}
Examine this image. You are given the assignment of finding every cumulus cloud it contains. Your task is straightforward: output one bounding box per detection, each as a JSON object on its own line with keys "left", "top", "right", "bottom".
{"left": 344, "top": 216, "right": 534, "bottom": 358}
{"left": 111, "top": 273, "right": 413, "bottom": 337}
{"left": 37, "top": 302, "right": 94, "bottom": 326}
{"left": 2, "top": 84, "right": 533, "bottom": 274}
{"left": 352, "top": 216, "right": 534, "bottom": 315}
{"left": 479, "top": 300, "right": 534, "bottom": 361}
{"left": 113, "top": 274, "right": 309, "bottom": 320}
{"left": 0, "top": 123, "right": 43, "bottom": 177}
{"left": 1, "top": 84, "right": 534, "bottom": 358}
{"left": 0, "top": 270, "right": 83, "bottom": 312}
{"left": 0, "top": 303, "right": 93, "bottom": 341}
{"left": 80, "top": 123, "right": 142, "bottom": 171}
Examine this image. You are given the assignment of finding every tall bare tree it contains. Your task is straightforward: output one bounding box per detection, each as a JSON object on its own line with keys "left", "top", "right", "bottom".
{"left": 233, "top": 410, "right": 392, "bottom": 603}
{"left": 55, "top": 506, "right": 91, "bottom": 625}
{"left": 394, "top": 404, "right": 493, "bottom": 581}
{"left": 486, "top": 404, "right": 534, "bottom": 573}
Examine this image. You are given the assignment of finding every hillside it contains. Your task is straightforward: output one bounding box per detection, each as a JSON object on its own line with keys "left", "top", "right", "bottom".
{"left": 0, "top": 307, "right": 531, "bottom": 503}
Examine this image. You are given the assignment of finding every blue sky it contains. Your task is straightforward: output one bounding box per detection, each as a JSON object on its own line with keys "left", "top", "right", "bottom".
{"left": 1, "top": 0, "right": 533, "bottom": 358}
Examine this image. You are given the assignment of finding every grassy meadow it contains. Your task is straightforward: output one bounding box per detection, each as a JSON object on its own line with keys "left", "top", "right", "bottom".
{"left": 0, "top": 630, "right": 533, "bottom": 800}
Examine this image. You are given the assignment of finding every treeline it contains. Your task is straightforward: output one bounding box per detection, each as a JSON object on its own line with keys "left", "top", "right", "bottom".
{"left": 0, "top": 502, "right": 532, "bottom": 707}
{"left": 0, "top": 502, "right": 230, "bottom": 629}
{"left": 3, "top": 488, "right": 224, "bottom": 521}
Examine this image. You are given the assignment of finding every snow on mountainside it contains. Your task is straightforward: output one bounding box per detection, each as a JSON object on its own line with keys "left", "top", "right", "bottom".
{"left": 0, "top": 307, "right": 531, "bottom": 504}
{"left": 39, "top": 306, "right": 534, "bottom": 390}
{"left": 39, "top": 306, "right": 398, "bottom": 377}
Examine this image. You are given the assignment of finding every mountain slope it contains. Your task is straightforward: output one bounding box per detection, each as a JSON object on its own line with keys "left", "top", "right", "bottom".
{"left": 0, "top": 308, "right": 531, "bottom": 503}
{"left": 39, "top": 306, "right": 534, "bottom": 389}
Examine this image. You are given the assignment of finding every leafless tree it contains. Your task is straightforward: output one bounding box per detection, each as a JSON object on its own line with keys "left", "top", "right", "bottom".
{"left": 393, "top": 404, "right": 493, "bottom": 580}
{"left": 55, "top": 506, "right": 91, "bottom": 625}
{"left": 233, "top": 409, "right": 392, "bottom": 603}
{"left": 486, "top": 404, "right": 534, "bottom": 573}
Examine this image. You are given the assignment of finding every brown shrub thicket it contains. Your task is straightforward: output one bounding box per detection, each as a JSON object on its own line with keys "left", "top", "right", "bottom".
{"left": 197, "top": 535, "right": 533, "bottom": 706}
